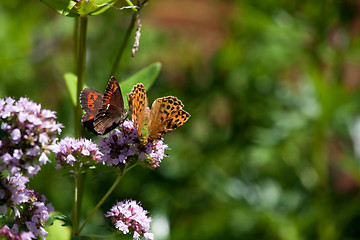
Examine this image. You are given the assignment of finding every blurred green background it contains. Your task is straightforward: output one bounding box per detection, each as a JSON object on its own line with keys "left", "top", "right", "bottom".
{"left": 2, "top": 0, "right": 360, "bottom": 239}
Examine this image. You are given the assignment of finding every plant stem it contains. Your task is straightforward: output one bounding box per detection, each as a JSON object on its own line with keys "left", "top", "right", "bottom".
{"left": 125, "top": 0, "right": 136, "bottom": 7}
{"left": 83, "top": 233, "right": 121, "bottom": 238}
{"left": 77, "top": 163, "right": 138, "bottom": 234}
{"left": 72, "top": 16, "right": 88, "bottom": 237}
{"left": 110, "top": 11, "right": 137, "bottom": 77}
{"left": 77, "top": 170, "right": 124, "bottom": 234}
{"left": 75, "top": 16, "right": 88, "bottom": 138}
{"left": 72, "top": 168, "right": 85, "bottom": 236}
{"left": 74, "top": 18, "right": 79, "bottom": 69}
{"left": 72, "top": 171, "right": 80, "bottom": 235}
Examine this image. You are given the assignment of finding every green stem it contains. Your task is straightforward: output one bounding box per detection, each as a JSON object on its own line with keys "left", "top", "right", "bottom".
{"left": 72, "top": 169, "right": 85, "bottom": 236}
{"left": 125, "top": 0, "right": 136, "bottom": 7}
{"left": 74, "top": 18, "right": 79, "bottom": 69}
{"left": 82, "top": 232, "right": 122, "bottom": 238}
{"left": 72, "top": 16, "right": 88, "bottom": 237}
{"left": 72, "top": 172, "right": 80, "bottom": 235}
{"left": 110, "top": 11, "right": 137, "bottom": 77}
{"left": 77, "top": 163, "right": 138, "bottom": 234}
{"left": 75, "top": 16, "right": 88, "bottom": 138}
{"left": 77, "top": 171, "right": 123, "bottom": 234}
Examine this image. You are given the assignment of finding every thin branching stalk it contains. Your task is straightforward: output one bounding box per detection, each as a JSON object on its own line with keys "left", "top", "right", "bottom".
{"left": 72, "top": 168, "right": 85, "bottom": 236}
{"left": 77, "top": 163, "right": 139, "bottom": 234}
{"left": 74, "top": 18, "right": 79, "bottom": 69}
{"left": 72, "top": 171, "right": 80, "bottom": 235}
{"left": 75, "top": 16, "right": 88, "bottom": 138}
{"left": 77, "top": 171, "right": 123, "bottom": 234}
{"left": 125, "top": 0, "right": 137, "bottom": 8}
{"left": 110, "top": 11, "right": 137, "bottom": 77}
{"left": 72, "top": 15, "right": 88, "bottom": 237}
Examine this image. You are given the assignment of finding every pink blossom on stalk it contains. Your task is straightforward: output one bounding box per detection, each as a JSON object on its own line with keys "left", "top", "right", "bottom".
{"left": 0, "top": 174, "right": 52, "bottom": 239}
{"left": 0, "top": 97, "right": 62, "bottom": 177}
{"left": 0, "top": 225, "right": 23, "bottom": 240}
{"left": 0, "top": 173, "right": 30, "bottom": 216}
{"left": 50, "top": 137, "right": 102, "bottom": 169}
{"left": 105, "top": 199, "right": 154, "bottom": 240}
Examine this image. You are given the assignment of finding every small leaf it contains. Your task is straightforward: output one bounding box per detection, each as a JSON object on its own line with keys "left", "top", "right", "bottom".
{"left": 41, "top": 0, "right": 116, "bottom": 16}
{"left": 71, "top": 0, "right": 116, "bottom": 16}
{"left": 64, "top": 72, "right": 78, "bottom": 106}
{"left": 72, "top": 0, "right": 101, "bottom": 16}
{"left": 41, "top": 0, "right": 78, "bottom": 16}
{"left": 88, "top": 0, "right": 117, "bottom": 15}
{"left": 46, "top": 213, "right": 73, "bottom": 227}
{"left": 64, "top": 73, "right": 89, "bottom": 106}
{"left": 120, "top": 62, "right": 162, "bottom": 107}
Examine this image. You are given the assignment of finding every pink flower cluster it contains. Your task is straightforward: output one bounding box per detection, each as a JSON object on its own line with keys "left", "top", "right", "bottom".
{"left": 0, "top": 174, "right": 53, "bottom": 240}
{"left": 51, "top": 137, "right": 102, "bottom": 170}
{"left": 105, "top": 199, "right": 154, "bottom": 240}
{"left": 99, "top": 120, "right": 168, "bottom": 168}
{"left": 0, "top": 97, "right": 62, "bottom": 177}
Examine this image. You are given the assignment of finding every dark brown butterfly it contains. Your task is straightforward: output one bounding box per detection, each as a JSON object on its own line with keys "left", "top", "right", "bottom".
{"left": 80, "top": 76, "right": 128, "bottom": 135}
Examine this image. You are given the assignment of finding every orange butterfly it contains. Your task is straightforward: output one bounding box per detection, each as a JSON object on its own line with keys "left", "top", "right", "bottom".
{"left": 127, "top": 83, "right": 190, "bottom": 145}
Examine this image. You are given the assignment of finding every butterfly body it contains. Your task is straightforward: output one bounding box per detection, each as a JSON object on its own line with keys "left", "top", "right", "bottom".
{"left": 127, "top": 83, "right": 190, "bottom": 145}
{"left": 139, "top": 117, "right": 150, "bottom": 144}
{"left": 80, "top": 76, "right": 128, "bottom": 135}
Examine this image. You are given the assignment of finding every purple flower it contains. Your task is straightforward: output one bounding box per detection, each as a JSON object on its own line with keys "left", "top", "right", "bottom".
{"left": 99, "top": 120, "right": 168, "bottom": 169}
{"left": 50, "top": 137, "right": 102, "bottom": 169}
{"left": 105, "top": 199, "right": 154, "bottom": 240}
{"left": 0, "top": 173, "right": 30, "bottom": 210}
{"left": 0, "top": 174, "right": 53, "bottom": 239}
{"left": 10, "top": 129, "right": 21, "bottom": 143}
{"left": 0, "top": 225, "right": 23, "bottom": 240}
{"left": 0, "top": 97, "right": 62, "bottom": 177}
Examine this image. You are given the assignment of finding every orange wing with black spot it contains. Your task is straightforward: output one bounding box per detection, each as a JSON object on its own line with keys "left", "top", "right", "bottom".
{"left": 128, "top": 83, "right": 191, "bottom": 144}
{"left": 127, "top": 83, "right": 150, "bottom": 143}
{"left": 148, "top": 96, "right": 190, "bottom": 141}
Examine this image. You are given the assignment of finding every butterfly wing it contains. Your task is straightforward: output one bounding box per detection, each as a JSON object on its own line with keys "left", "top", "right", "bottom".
{"left": 127, "top": 83, "right": 150, "bottom": 143}
{"left": 148, "top": 96, "right": 190, "bottom": 141}
{"left": 80, "top": 88, "right": 103, "bottom": 134}
{"left": 93, "top": 76, "right": 128, "bottom": 135}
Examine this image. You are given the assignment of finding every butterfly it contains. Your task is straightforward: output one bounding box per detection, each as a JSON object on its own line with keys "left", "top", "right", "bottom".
{"left": 80, "top": 76, "right": 128, "bottom": 135}
{"left": 127, "top": 83, "right": 191, "bottom": 145}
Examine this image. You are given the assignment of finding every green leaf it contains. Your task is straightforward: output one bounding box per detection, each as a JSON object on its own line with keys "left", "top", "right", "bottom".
{"left": 64, "top": 72, "right": 78, "bottom": 106}
{"left": 71, "top": 0, "right": 117, "bottom": 16}
{"left": 41, "top": 0, "right": 117, "bottom": 16}
{"left": 46, "top": 213, "right": 72, "bottom": 240}
{"left": 64, "top": 73, "right": 89, "bottom": 106}
{"left": 88, "top": 0, "right": 117, "bottom": 15}
{"left": 73, "top": 0, "right": 98, "bottom": 16}
{"left": 41, "top": 0, "right": 77, "bottom": 16}
{"left": 64, "top": 62, "right": 160, "bottom": 107}
{"left": 46, "top": 213, "right": 73, "bottom": 227}
{"left": 119, "top": 62, "right": 162, "bottom": 107}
